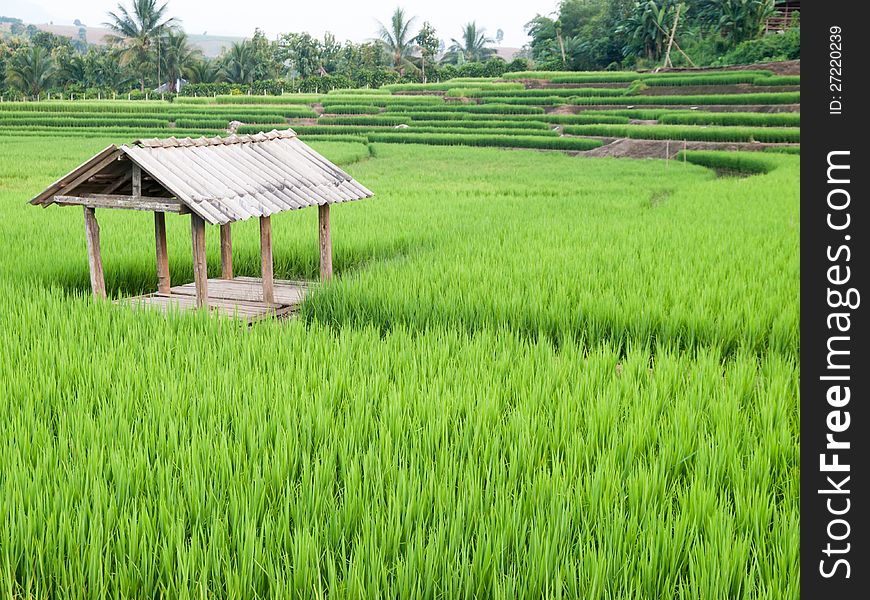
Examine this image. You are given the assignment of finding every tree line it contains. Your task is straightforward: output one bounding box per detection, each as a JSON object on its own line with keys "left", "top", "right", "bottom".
{"left": 0, "top": 0, "right": 799, "bottom": 98}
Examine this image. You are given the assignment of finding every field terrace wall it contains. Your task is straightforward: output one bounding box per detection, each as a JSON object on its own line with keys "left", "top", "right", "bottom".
{"left": 28, "top": 129, "right": 373, "bottom": 318}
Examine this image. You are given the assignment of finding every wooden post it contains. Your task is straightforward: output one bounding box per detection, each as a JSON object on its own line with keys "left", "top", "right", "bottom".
{"left": 154, "top": 212, "right": 170, "bottom": 294}
{"left": 190, "top": 213, "right": 208, "bottom": 308}
{"left": 319, "top": 204, "right": 332, "bottom": 281}
{"left": 83, "top": 207, "right": 106, "bottom": 299}
{"left": 132, "top": 164, "right": 142, "bottom": 197}
{"left": 260, "top": 216, "right": 274, "bottom": 304}
{"left": 220, "top": 223, "right": 233, "bottom": 279}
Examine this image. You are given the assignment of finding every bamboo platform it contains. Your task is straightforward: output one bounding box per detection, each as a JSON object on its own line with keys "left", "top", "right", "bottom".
{"left": 125, "top": 276, "right": 311, "bottom": 322}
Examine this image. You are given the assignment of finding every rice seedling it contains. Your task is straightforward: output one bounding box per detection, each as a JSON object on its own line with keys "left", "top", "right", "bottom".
{"left": 363, "top": 132, "right": 602, "bottom": 150}
{"left": 562, "top": 123, "right": 800, "bottom": 143}
{"left": 657, "top": 111, "right": 801, "bottom": 127}
{"left": 753, "top": 75, "right": 800, "bottom": 86}
{"left": 385, "top": 104, "right": 545, "bottom": 115}
{"left": 447, "top": 87, "right": 627, "bottom": 98}
{"left": 319, "top": 105, "right": 382, "bottom": 115}
{"left": 317, "top": 115, "right": 413, "bottom": 126}
{"left": 292, "top": 125, "right": 560, "bottom": 138}
{"left": 567, "top": 92, "right": 800, "bottom": 105}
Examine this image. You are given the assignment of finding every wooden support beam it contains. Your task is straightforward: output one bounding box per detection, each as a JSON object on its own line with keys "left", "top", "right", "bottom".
{"left": 55, "top": 194, "right": 186, "bottom": 213}
{"left": 259, "top": 216, "right": 274, "bottom": 304}
{"left": 220, "top": 224, "right": 233, "bottom": 280}
{"left": 154, "top": 212, "right": 170, "bottom": 294}
{"left": 82, "top": 207, "right": 106, "bottom": 299}
{"left": 101, "top": 168, "right": 132, "bottom": 195}
{"left": 190, "top": 213, "right": 208, "bottom": 308}
{"left": 319, "top": 204, "right": 332, "bottom": 281}
{"left": 34, "top": 147, "right": 121, "bottom": 206}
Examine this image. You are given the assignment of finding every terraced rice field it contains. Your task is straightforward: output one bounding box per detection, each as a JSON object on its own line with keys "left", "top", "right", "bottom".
{"left": 0, "top": 66, "right": 799, "bottom": 598}
{"left": 0, "top": 66, "right": 800, "bottom": 154}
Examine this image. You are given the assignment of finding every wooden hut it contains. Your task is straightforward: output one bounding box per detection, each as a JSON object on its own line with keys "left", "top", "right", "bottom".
{"left": 29, "top": 129, "right": 373, "bottom": 320}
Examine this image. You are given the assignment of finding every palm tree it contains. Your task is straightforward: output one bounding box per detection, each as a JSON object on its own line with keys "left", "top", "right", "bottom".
{"left": 187, "top": 59, "right": 219, "bottom": 84}
{"left": 619, "top": 0, "right": 671, "bottom": 60}
{"left": 5, "top": 46, "right": 55, "bottom": 96}
{"left": 377, "top": 7, "right": 418, "bottom": 74}
{"left": 444, "top": 22, "right": 495, "bottom": 64}
{"left": 160, "top": 30, "right": 200, "bottom": 92}
{"left": 220, "top": 41, "right": 258, "bottom": 84}
{"left": 103, "top": 0, "right": 178, "bottom": 92}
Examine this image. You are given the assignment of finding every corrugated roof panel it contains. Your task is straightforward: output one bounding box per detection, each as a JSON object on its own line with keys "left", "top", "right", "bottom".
{"left": 121, "top": 129, "right": 373, "bottom": 225}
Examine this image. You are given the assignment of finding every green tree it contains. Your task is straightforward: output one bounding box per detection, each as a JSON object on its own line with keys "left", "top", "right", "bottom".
{"left": 277, "top": 32, "right": 323, "bottom": 79}
{"left": 103, "top": 0, "right": 178, "bottom": 91}
{"left": 377, "top": 7, "right": 418, "bottom": 74}
{"left": 443, "top": 22, "right": 495, "bottom": 64}
{"left": 249, "top": 28, "right": 280, "bottom": 79}
{"left": 160, "top": 29, "right": 200, "bottom": 92}
{"left": 618, "top": 0, "right": 675, "bottom": 60}
{"left": 52, "top": 45, "right": 87, "bottom": 87}
{"left": 526, "top": 0, "right": 635, "bottom": 70}
{"left": 704, "top": 0, "right": 776, "bottom": 45}
{"left": 86, "top": 46, "right": 135, "bottom": 90}
{"left": 415, "top": 22, "right": 439, "bottom": 83}
{"left": 186, "top": 58, "right": 219, "bottom": 83}
{"left": 5, "top": 45, "right": 54, "bottom": 96}
{"left": 220, "top": 41, "right": 258, "bottom": 84}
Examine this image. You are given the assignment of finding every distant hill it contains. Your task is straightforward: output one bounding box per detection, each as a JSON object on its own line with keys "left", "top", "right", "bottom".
{"left": 3, "top": 18, "right": 519, "bottom": 62}
{"left": 2, "top": 20, "right": 243, "bottom": 57}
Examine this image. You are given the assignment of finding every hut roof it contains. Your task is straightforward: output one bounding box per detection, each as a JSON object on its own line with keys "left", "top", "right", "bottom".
{"left": 29, "top": 129, "right": 373, "bottom": 225}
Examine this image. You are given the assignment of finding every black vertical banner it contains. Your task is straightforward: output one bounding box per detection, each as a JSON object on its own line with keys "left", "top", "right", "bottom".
{"left": 802, "top": 1, "right": 868, "bottom": 597}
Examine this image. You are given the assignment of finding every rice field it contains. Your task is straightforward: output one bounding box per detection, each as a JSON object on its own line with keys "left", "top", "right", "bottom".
{"left": 0, "top": 66, "right": 799, "bottom": 598}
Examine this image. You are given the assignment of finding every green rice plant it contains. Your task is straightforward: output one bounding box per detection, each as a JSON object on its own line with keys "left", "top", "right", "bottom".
{"left": 0, "top": 101, "right": 175, "bottom": 114}
{"left": 320, "top": 95, "right": 445, "bottom": 107}
{"left": 641, "top": 74, "right": 765, "bottom": 86}
{"left": 563, "top": 123, "right": 800, "bottom": 143}
{"left": 172, "top": 118, "right": 233, "bottom": 129}
{"left": 397, "top": 112, "right": 628, "bottom": 125}
{"left": 326, "top": 88, "right": 391, "bottom": 95}
{"left": 213, "top": 94, "right": 322, "bottom": 104}
{"left": 407, "top": 119, "right": 551, "bottom": 130}
{"left": 676, "top": 150, "right": 776, "bottom": 174}
{"left": 543, "top": 113, "right": 631, "bottom": 124}
{"left": 0, "top": 127, "right": 226, "bottom": 139}
{"left": 762, "top": 145, "right": 800, "bottom": 154}
{"left": 0, "top": 136, "right": 798, "bottom": 598}
{"left": 385, "top": 104, "right": 545, "bottom": 115}
{"left": 582, "top": 109, "right": 674, "bottom": 119}
{"left": 0, "top": 116, "right": 170, "bottom": 128}
{"left": 752, "top": 75, "right": 800, "bottom": 86}
{"left": 317, "top": 115, "right": 412, "bottom": 126}
{"left": 450, "top": 87, "right": 627, "bottom": 98}
{"left": 502, "top": 70, "right": 639, "bottom": 81}
{"left": 294, "top": 133, "right": 372, "bottom": 143}
{"left": 536, "top": 70, "right": 773, "bottom": 83}
{"left": 171, "top": 96, "right": 213, "bottom": 104}
{"left": 365, "top": 131, "right": 601, "bottom": 150}
{"left": 292, "top": 125, "right": 559, "bottom": 138}
{"left": 569, "top": 92, "right": 800, "bottom": 105}
{"left": 477, "top": 96, "right": 569, "bottom": 105}
{"left": 385, "top": 81, "right": 524, "bottom": 92}
{"left": 658, "top": 111, "right": 800, "bottom": 127}
{"left": 319, "top": 105, "right": 381, "bottom": 115}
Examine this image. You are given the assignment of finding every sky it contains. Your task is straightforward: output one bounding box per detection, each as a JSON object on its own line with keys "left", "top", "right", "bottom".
{"left": 9, "top": 0, "right": 557, "bottom": 48}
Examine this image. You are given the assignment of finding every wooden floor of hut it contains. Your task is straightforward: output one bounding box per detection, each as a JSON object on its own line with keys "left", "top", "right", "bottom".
{"left": 125, "top": 276, "right": 311, "bottom": 322}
